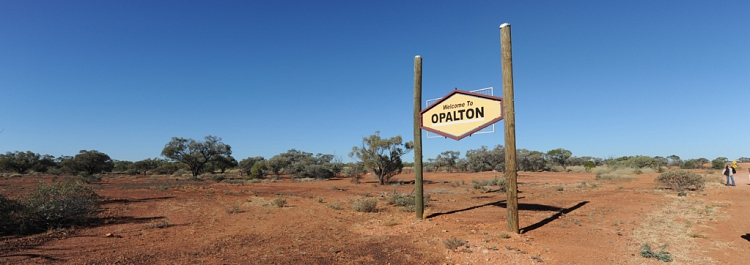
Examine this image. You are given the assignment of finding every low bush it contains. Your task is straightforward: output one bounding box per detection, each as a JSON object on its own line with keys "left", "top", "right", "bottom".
{"left": 270, "top": 197, "right": 287, "bottom": 208}
{"left": 639, "top": 243, "right": 673, "bottom": 262}
{"left": 0, "top": 193, "right": 22, "bottom": 234}
{"left": 386, "top": 192, "right": 430, "bottom": 212}
{"left": 23, "top": 181, "right": 100, "bottom": 232}
{"left": 655, "top": 169, "right": 705, "bottom": 191}
{"left": 443, "top": 237, "right": 467, "bottom": 250}
{"left": 353, "top": 197, "right": 378, "bottom": 213}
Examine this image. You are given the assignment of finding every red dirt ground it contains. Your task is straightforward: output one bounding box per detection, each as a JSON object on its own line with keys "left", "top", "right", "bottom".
{"left": 2, "top": 164, "right": 749, "bottom": 264}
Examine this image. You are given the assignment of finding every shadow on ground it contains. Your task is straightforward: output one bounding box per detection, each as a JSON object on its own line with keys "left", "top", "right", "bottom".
{"left": 426, "top": 199, "right": 589, "bottom": 233}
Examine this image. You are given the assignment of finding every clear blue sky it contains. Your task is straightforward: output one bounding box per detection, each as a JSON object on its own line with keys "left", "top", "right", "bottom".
{"left": 1, "top": 1, "right": 748, "bottom": 163}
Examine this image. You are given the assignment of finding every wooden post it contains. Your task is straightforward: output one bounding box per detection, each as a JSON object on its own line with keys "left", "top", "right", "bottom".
{"left": 413, "top": 55, "right": 424, "bottom": 219}
{"left": 500, "top": 23, "right": 519, "bottom": 233}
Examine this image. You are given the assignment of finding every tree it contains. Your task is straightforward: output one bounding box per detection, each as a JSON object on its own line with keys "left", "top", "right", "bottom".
{"left": 465, "top": 145, "right": 504, "bottom": 172}
{"left": 518, "top": 149, "right": 546, "bottom": 172}
{"left": 73, "top": 150, "right": 114, "bottom": 175}
{"left": 695, "top": 158, "right": 709, "bottom": 169}
{"left": 0, "top": 151, "right": 41, "bottom": 174}
{"left": 113, "top": 160, "right": 133, "bottom": 173}
{"left": 161, "top": 135, "right": 232, "bottom": 177}
{"left": 546, "top": 148, "right": 572, "bottom": 171}
{"left": 666, "top": 155, "right": 681, "bottom": 167}
{"left": 349, "top": 131, "right": 413, "bottom": 185}
{"left": 265, "top": 156, "right": 289, "bottom": 178}
{"left": 711, "top": 157, "right": 728, "bottom": 170}
{"left": 239, "top": 156, "right": 265, "bottom": 176}
{"left": 211, "top": 155, "right": 237, "bottom": 173}
{"left": 132, "top": 158, "right": 161, "bottom": 175}
{"left": 436, "top": 151, "right": 460, "bottom": 172}
{"left": 34, "top": 155, "right": 57, "bottom": 173}
{"left": 583, "top": 161, "right": 596, "bottom": 172}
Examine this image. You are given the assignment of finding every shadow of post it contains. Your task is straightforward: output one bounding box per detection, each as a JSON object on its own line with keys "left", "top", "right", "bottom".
{"left": 426, "top": 200, "right": 508, "bottom": 219}
{"left": 741, "top": 234, "right": 750, "bottom": 242}
{"left": 425, "top": 199, "right": 589, "bottom": 234}
{"left": 520, "top": 201, "right": 589, "bottom": 233}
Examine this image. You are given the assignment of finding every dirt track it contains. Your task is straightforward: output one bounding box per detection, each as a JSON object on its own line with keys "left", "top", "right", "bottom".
{"left": 2, "top": 165, "right": 750, "bottom": 264}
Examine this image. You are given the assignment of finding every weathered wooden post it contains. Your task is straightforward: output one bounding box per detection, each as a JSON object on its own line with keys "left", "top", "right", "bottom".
{"left": 500, "top": 23, "right": 519, "bottom": 233}
{"left": 414, "top": 55, "right": 424, "bottom": 219}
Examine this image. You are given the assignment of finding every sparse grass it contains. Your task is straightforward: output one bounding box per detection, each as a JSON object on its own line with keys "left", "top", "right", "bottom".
{"left": 145, "top": 220, "right": 171, "bottom": 229}
{"left": 317, "top": 197, "right": 324, "bottom": 203}
{"left": 443, "top": 237, "right": 467, "bottom": 250}
{"left": 555, "top": 186, "right": 564, "bottom": 192}
{"left": 595, "top": 168, "right": 637, "bottom": 181}
{"left": 631, "top": 195, "right": 726, "bottom": 263}
{"left": 327, "top": 203, "right": 342, "bottom": 210}
{"left": 226, "top": 205, "right": 241, "bottom": 214}
{"left": 383, "top": 219, "right": 399, "bottom": 226}
{"left": 499, "top": 232, "right": 510, "bottom": 239}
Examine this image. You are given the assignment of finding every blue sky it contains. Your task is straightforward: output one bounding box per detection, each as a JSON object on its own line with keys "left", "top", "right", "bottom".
{"left": 1, "top": 1, "right": 748, "bottom": 163}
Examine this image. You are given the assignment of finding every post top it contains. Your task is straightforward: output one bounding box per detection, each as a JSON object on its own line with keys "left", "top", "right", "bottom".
{"left": 415, "top": 55, "right": 421, "bottom": 58}
{"left": 499, "top": 23, "right": 510, "bottom": 28}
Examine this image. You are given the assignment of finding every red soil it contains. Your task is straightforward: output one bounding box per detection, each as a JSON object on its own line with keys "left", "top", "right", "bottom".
{"left": 2, "top": 164, "right": 749, "bottom": 264}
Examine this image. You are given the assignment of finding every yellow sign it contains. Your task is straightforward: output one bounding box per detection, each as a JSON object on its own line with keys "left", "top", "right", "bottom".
{"left": 421, "top": 90, "right": 503, "bottom": 140}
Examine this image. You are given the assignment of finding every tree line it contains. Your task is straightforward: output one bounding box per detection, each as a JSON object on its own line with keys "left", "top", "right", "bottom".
{"left": 0, "top": 133, "right": 739, "bottom": 183}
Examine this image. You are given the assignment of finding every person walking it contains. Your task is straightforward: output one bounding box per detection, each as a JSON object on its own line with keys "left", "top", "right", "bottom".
{"left": 722, "top": 165, "right": 736, "bottom": 186}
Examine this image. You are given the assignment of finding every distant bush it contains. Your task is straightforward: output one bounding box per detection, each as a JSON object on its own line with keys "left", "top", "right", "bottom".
{"left": 248, "top": 162, "right": 266, "bottom": 179}
{"left": 655, "top": 169, "right": 705, "bottom": 191}
{"left": 680, "top": 160, "right": 697, "bottom": 169}
{"left": 583, "top": 161, "right": 596, "bottom": 172}
{"left": 23, "top": 181, "right": 100, "bottom": 232}
{"left": 211, "top": 174, "right": 225, "bottom": 182}
{"left": 353, "top": 198, "right": 378, "bottom": 213}
{"left": 77, "top": 173, "right": 102, "bottom": 183}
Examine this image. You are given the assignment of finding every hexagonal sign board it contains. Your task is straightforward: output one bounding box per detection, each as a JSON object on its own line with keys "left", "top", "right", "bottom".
{"left": 421, "top": 90, "right": 503, "bottom": 140}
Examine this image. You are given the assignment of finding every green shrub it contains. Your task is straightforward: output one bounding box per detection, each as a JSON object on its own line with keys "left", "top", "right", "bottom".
{"left": 655, "top": 169, "right": 705, "bottom": 191}
{"left": 386, "top": 192, "right": 430, "bottom": 212}
{"left": 495, "top": 177, "right": 507, "bottom": 192}
{"left": 353, "top": 197, "right": 378, "bottom": 213}
{"left": 639, "top": 243, "right": 673, "bottom": 262}
{"left": 584, "top": 161, "right": 596, "bottom": 172}
{"left": 249, "top": 162, "right": 266, "bottom": 179}
{"left": 23, "top": 181, "right": 99, "bottom": 232}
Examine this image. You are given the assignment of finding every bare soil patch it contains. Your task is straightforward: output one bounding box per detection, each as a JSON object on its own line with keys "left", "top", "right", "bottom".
{"left": 2, "top": 165, "right": 750, "bottom": 264}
